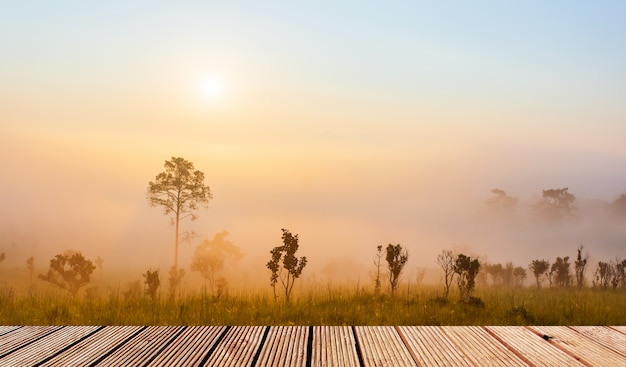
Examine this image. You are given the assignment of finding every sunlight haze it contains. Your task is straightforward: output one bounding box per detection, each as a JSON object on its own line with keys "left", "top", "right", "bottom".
{"left": 1, "top": 2, "right": 625, "bottom": 285}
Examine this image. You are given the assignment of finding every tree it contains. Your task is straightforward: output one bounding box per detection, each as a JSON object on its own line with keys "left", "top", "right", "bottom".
{"left": 147, "top": 157, "right": 212, "bottom": 276}
{"left": 436, "top": 250, "right": 456, "bottom": 299}
{"left": 512, "top": 266, "right": 527, "bottom": 287}
{"left": 551, "top": 256, "right": 571, "bottom": 287}
{"left": 486, "top": 189, "right": 518, "bottom": 209}
{"left": 191, "top": 230, "right": 243, "bottom": 296}
{"left": 593, "top": 261, "right": 613, "bottom": 290}
{"left": 167, "top": 266, "right": 185, "bottom": 298}
{"left": 143, "top": 268, "right": 160, "bottom": 301}
{"left": 610, "top": 258, "right": 626, "bottom": 289}
{"left": 529, "top": 259, "right": 550, "bottom": 288}
{"left": 372, "top": 245, "right": 383, "bottom": 295}
{"left": 26, "top": 256, "right": 35, "bottom": 287}
{"left": 385, "top": 244, "right": 409, "bottom": 296}
{"left": 39, "top": 251, "right": 95, "bottom": 295}
{"left": 534, "top": 187, "right": 575, "bottom": 221}
{"left": 484, "top": 263, "right": 503, "bottom": 286}
{"left": 574, "top": 245, "right": 589, "bottom": 289}
{"left": 266, "top": 229, "right": 307, "bottom": 302}
{"left": 502, "top": 262, "right": 514, "bottom": 287}
{"left": 453, "top": 254, "right": 480, "bottom": 302}
{"left": 0, "top": 252, "right": 5, "bottom": 264}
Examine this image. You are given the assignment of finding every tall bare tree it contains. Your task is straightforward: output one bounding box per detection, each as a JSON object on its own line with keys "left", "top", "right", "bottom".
{"left": 147, "top": 157, "right": 212, "bottom": 276}
{"left": 436, "top": 250, "right": 456, "bottom": 299}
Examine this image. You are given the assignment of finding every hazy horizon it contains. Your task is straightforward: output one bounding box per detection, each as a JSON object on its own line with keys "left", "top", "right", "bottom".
{"left": 1, "top": 2, "right": 625, "bottom": 284}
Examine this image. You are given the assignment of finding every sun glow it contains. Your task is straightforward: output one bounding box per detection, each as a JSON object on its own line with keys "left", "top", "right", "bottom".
{"left": 201, "top": 77, "right": 224, "bottom": 100}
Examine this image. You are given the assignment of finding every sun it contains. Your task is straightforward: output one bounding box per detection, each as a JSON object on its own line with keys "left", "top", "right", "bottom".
{"left": 200, "top": 77, "right": 224, "bottom": 100}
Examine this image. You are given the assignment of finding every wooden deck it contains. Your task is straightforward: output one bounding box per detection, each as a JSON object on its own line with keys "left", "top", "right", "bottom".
{"left": 0, "top": 326, "right": 623, "bottom": 366}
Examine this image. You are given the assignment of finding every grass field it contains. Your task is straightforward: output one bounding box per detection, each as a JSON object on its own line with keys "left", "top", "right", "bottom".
{"left": 1, "top": 283, "right": 624, "bottom": 326}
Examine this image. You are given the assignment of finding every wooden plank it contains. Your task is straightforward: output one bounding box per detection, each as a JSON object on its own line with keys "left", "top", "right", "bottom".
{"left": 486, "top": 326, "right": 587, "bottom": 367}
{"left": 610, "top": 326, "right": 626, "bottom": 334}
{"left": 0, "top": 326, "right": 20, "bottom": 336}
{"left": 145, "top": 326, "right": 225, "bottom": 366}
{"left": 0, "top": 326, "right": 100, "bottom": 366}
{"left": 256, "top": 326, "right": 308, "bottom": 367}
{"left": 569, "top": 326, "right": 626, "bottom": 356}
{"left": 37, "top": 326, "right": 144, "bottom": 366}
{"left": 529, "top": 326, "right": 625, "bottom": 367}
{"left": 0, "top": 326, "right": 61, "bottom": 357}
{"left": 441, "top": 326, "right": 528, "bottom": 367}
{"left": 398, "top": 326, "right": 474, "bottom": 366}
{"left": 311, "top": 326, "right": 360, "bottom": 367}
{"left": 354, "top": 326, "right": 417, "bottom": 367}
{"left": 92, "top": 326, "right": 184, "bottom": 365}
{"left": 201, "top": 326, "right": 266, "bottom": 367}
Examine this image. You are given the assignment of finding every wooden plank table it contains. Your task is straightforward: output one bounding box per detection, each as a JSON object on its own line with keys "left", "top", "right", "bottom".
{"left": 0, "top": 326, "right": 622, "bottom": 366}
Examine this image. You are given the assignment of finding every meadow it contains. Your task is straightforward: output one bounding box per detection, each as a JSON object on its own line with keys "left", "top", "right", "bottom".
{"left": 1, "top": 283, "right": 624, "bottom": 326}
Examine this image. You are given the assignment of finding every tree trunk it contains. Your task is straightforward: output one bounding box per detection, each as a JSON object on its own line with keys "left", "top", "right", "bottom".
{"left": 175, "top": 210, "right": 180, "bottom": 271}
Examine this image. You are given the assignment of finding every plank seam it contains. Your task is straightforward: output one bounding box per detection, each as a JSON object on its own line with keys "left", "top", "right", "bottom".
{"left": 140, "top": 326, "right": 189, "bottom": 367}
{"left": 0, "top": 326, "right": 21, "bottom": 337}
{"left": 29, "top": 326, "right": 106, "bottom": 367}
{"left": 192, "top": 325, "right": 230, "bottom": 367}
{"left": 438, "top": 327, "right": 480, "bottom": 367}
{"left": 0, "top": 326, "right": 64, "bottom": 360}
{"left": 351, "top": 326, "right": 365, "bottom": 367}
{"left": 607, "top": 326, "right": 626, "bottom": 336}
{"left": 481, "top": 326, "right": 538, "bottom": 367}
{"left": 525, "top": 326, "right": 595, "bottom": 367}
{"left": 394, "top": 326, "right": 422, "bottom": 367}
{"left": 248, "top": 326, "right": 270, "bottom": 367}
{"left": 305, "top": 326, "right": 313, "bottom": 367}
{"left": 79, "top": 326, "right": 147, "bottom": 367}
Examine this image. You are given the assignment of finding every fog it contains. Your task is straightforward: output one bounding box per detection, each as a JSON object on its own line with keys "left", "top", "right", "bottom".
{"left": 1, "top": 2, "right": 625, "bottom": 289}
{"left": 1, "top": 129, "right": 624, "bottom": 288}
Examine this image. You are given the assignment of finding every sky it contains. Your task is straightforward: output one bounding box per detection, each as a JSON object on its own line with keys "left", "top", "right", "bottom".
{"left": 1, "top": 2, "right": 625, "bottom": 282}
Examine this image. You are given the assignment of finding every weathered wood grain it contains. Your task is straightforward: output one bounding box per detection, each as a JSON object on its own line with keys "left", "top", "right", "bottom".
{"left": 398, "top": 326, "right": 474, "bottom": 366}
{"left": 145, "top": 325, "right": 225, "bottom": 366}
{"left": 256, "top": 326, "right": 308, "bottom": 367}
{"left": 92, "top": 326, "right": 185, "bottom": 366}
{"left": 311, "top": 326, "right": 360, "bottom": 367}
{"left": 0, "top": 326, "right": 99, "bottom": 366}
{"left": 529, "top": 326, "right": 625, "bottom": 367}
{"left": 0, "top": 326, "right": 20, "bottom": 336}
{"left": 36, "top": 325, "right": 143, "bottom": 367}
{"left": 569, "top": 326, "right": 626, "bottom": 356}
{"left": 355, "top": 326, "right": 417, "bottom": 367}
{"left": 201, "top": 325, "right": 266, "bottom": 367}
{"left": 0, "top": 325, "right": 61, "bottom": 358}
{"left": 486, "top": 326, "right": 587, "bottom": 367}
{"left": 441, "top": 326, "right": 528, "bottom": 367}
{"left": 0, "top": 325, "right": 623, "bottom": 366}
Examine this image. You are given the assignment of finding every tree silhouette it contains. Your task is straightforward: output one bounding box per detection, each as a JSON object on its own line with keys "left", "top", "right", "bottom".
{"left": 512, "top": 266, "right": 527, "bottom": 287}
{"left": 0, "top": 252, "right": 5, "bottom": 264}
{"left": 436, "top": 250, "right": 456, "bottom": 299}
{"left": 39, "top": 251, "right": 95, "bottom": 295}
{"left": 529, "top": 259, "right": 550, "bottom": 288}
{"left": 143, "top": 268, "right": 160, "bottom": 301}
{"left": 453, "top": 254, "right": 480, "bottom": 302}
{"left": 486, "top": 189, "right": 518, "bottom": 209}
{"left": 534, "top": 187, "right": 575, "bottom": 221}
{"left": 147, "top": 157, "right": 212, "bottom": 286}
{"left": 551, "top": 256, "right": 571, "bottom": 287}
{"left": 372, "top": 245, "right": 383, "bottom": 295}
{"left": 266, "top": 229, "right": 307, "bottom": 302}
{"left": 574, "top": 245, "right": 589, "bottom": 289}
{"left": 191, "top": 230, "right": 242, "bottom": 296}
{"left": 593, "top": 262, "right": 613, "bottom": 290}
{"left": 385, "top": 244, "right": 408, "bottom": 296}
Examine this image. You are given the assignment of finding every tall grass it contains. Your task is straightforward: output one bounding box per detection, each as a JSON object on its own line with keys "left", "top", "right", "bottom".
{"left": 0, "top": 284, "right": 624, "bottom": 325}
